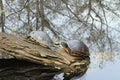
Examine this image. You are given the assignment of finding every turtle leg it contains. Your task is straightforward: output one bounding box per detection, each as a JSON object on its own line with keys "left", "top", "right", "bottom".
{"left": 69, "top": 52, "right": 89, "bottom": 59}
{"left": 63, "top": 48, "right": 70, "bottom": 53}
{"left": 38, "top": 43, "right": 49, "bottom": 48}
{"left": 69, "top": 52, "right": 80, "bottom": 57}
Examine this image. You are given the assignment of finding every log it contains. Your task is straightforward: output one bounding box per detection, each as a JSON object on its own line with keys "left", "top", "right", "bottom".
{"left": 0, "top": 32, "right": 90, "bottom": 79}
{"left": 0, "top": 58, "right": 59, "bottom": 80}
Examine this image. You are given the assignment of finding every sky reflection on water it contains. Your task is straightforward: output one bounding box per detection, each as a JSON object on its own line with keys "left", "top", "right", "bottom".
{"left": 85, "top": 52, "right": 120, "bottom": 80}
{"left": 86, "top": 59, "right": 120, "bottom": 80}
{"left": 70, "top": 52, "right": 120, "bottom": 80}
{"left": 0, "top": 52, "right": 120, "bottom": 80}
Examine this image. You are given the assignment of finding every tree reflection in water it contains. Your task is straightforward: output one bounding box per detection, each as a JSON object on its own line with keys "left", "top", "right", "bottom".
{"left": 86, "top": 52, "right": 120, "bottom": 80}
{"left": 0, "top": 58, "right": 90, "bottom": 80}
{"left": 0, "top": 52, "right": 119, "bottom": 80}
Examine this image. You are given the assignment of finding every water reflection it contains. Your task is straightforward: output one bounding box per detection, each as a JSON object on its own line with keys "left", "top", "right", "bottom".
{"left": 0, "top": 58, "right": 89, "bottom": 80}
{"left": 65, "top": 52, "right": 120, "bottom": 80}
{"left": 86, "top": 59, "right": 120, "bottom": 80}
{"left": 86, "top": 52, "right": 120, "bottom": 80}
{"left": 0, "top": 52, "right": 119, "bottom": 80}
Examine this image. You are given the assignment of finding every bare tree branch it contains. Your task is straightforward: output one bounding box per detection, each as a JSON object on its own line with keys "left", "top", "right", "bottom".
{"left": 0, "top": 0, "right": 5, "bottom": 32}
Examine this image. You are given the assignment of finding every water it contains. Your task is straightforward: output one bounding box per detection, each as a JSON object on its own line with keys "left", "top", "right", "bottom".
{"left": 0, "top": 52, "right": 120, "bottom": 80}
{"left": 64, "top": 52, "right": 120, "bottom": 80}
{"left": 86, "top": 59, "right": 120, "bottom": 80}
{"left": 74, "top": 52, "right": 120, "bottom": 80}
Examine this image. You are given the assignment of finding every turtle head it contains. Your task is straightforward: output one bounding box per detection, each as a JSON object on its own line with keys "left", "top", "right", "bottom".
{"left": 61, "top": 42, "right": 71, "bottom": 53}
{"left": 61, "top": 42, "right": 68, "bottom": 48}
{"left": 61, "top": 40, "right": 90, "bottom": 59}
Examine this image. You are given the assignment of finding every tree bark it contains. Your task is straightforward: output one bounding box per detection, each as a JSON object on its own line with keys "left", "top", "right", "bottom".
{"left": 0, "top": 32, "right": 90, "bottom": 79}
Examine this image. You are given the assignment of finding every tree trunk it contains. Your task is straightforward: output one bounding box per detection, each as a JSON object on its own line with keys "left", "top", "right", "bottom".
{"left": 0, "top": 0, "right": 5, "bottom": 32}
{"left": 40, "top": 0, "right": 45, "bottom": 31}
{"left": 36, "top": 0, "right": 40, "bottom": 30}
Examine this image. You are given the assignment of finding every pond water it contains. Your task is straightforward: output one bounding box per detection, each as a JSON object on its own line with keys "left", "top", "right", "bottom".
{"left": 71, "top": 52, "right": 120, "bottom": 80}
{"left": 0, "top": 52, "right": 120, "bottom": 80}
{"left": 86, "top": 59, "right": 120, "bottom": 80}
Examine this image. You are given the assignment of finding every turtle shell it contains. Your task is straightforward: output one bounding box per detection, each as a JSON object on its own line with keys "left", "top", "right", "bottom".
{"left": 62, "top": 40, "right": 89, "bottom": 57}
{"left": 30, "top": 31, "right": 55, "bottom": 50}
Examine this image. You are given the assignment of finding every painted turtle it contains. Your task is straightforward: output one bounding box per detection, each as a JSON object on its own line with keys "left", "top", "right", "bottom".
{"left": 29, "top": 30, "right": 55, "bottom": 50}
{"left": 61, "top": 40, "right": 89, "bottom": 58}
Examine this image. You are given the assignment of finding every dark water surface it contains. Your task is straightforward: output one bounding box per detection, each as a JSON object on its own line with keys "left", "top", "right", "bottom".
{"left": 0, "top": 52, "right": 120, "bottom": 80}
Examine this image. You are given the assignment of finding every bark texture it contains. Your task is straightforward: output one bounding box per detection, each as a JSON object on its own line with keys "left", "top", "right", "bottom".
{"left": 0, "top": 32, "right": 90, "bottom": 79}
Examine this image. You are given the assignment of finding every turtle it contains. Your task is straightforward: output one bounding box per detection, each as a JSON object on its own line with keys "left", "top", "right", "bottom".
{"left": 61, "top": 40, "right": 89, "bottom": 58}
{"left": 29, "top": 30, "right": 55, "bottom": 50}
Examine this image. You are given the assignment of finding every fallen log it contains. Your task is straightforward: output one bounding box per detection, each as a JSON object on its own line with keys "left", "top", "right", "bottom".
{"left": 0, "top": 32, "right": 90, "bottom": 79}
{"left": 0, "top": 58, "right": 59, "bottom": 80}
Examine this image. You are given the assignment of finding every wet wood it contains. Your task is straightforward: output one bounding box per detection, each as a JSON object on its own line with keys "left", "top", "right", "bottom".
{"left": 0, "top": 32, "right": 90, "bottom": 79}
{"left": 0, "top": 58, "right": 58, "bottom": 80}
